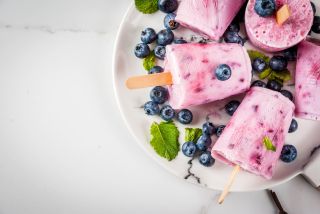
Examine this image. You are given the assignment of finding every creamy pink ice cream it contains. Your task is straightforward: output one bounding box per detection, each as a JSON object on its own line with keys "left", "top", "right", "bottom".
{"left": 176, "top": 0, "right": 246, "bottom": 40}
{"left": 245, "top": 0, "right": 313, "bottom": 52}
{"left": 211, "top": 87, "right": 294, "bottom": 179}
{"left": 295, "top": 40, "right": 320, "bottom": 121}
{"left": 165, "top": 43, "right": 252, "bottom": 109}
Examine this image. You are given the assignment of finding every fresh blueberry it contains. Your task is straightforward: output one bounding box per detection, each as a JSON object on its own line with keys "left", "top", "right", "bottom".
{"left": 182, "top": 142, "right": 197, "bottom": 157}
{"left": 199, "top": 151, "right": 215, "bottom": 167}
{"left": 160, "top": 105, "right": 175, "bottom": 121}
{"left": 252, "top": 58, "right": 267, "bottom": 73}
{"left": 157, "top": 29, "right": 174, "bottom": 46}
{"left": 143, "top": 101, "right": 160, "bottom": 115}
{"left": 224, "top": 31, "right": 244, "bottom": 45}
{"left": 158, "top": 0, "right": 178, "bottom": 13}
{"left": 141, "top": 28, "right": 157, "bottom": 44}
{"left": 254, "top": 0, "right": 276, "bottom": 17}
{"left": 269, "top": 56, "right": 288, "bottom": 71}
{"left": 134, "top": 43, "right": 150, "bottom": 58}
{"left": 225, "top": 100, "right": 240, "bottom": 116}
{"left": 266, "top": 80, "right": 283, "bottom": 91}
{"left": 288, "top": 119, "right": 298, "bottom": 133}
{"left": 280, "top": 144, "right": 297, "bottom": 163}
{"left": 280, "top": 90, "right": 294, "bottom": 101}
{"left": 251, "top": 80, "right": 267, "bottom": 88}
{"left": 215, "top": 64, "right": 232, "bottom": 81}
{"left": 177, "top": 109, "right": 193, "bottom": 124}
{"left": 150, "top": 86, "right": 168, "bottom": 104}
{"left": 311, "top": 2, "right": 316, "bottom": 15}
{"left": 154, "top": 45, "right": 166, "bottom": 60}
{"left": 312, "top": 16, "right": 320, "bottom": 34}
{"left": 216, "top": 125, "right": 226, "bottom": 137}
{"left": 173, "top": 38, "right": 187, "bottom": 44}
{"left": 283, "top": 46, "right": 297, "bottom": 61}
{"left": 149, "top": 66, "right": 164, "bottom": 74}
{"left": 164, "top": 13, "right": 179, "bottom": 30}
{"left": 227, "top": 22, "right": 240, "bottom": 33}
{"left": 202, "top": 122, "right": 215, "bottom": 136}
{"left": 196, "top": 135, "right": 212, "bottom": 151}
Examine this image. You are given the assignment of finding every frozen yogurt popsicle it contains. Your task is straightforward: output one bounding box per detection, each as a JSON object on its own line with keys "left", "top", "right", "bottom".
{"left": 176, "top": 0, "right": 247, "bottom": 40}
{"left": 295, "top": 40, "right": 320, "bottom": 121}
{"left": 245, "top": 0, "right": 313, "bottom": 52}
{"left": 165, "top": 43, "right": 252, "bottom": 109}
{"left": 211, "top": 87, "right": 294, "bottom": 179}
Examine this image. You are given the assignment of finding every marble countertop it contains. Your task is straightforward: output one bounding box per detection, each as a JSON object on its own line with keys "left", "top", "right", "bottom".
{"left": 0, "top": 0, "right": 319, "bottom": 213}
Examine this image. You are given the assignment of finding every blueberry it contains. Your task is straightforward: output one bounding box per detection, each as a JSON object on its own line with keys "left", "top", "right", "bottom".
{"left": 173, "top": 38, "right": 187, "bottom": 44}
{"left": 280, "top": 144, "right": 297, "bottom": 163}
{"left": 224, "top": 31, "right": 244, "bottom": 45}
{"left": 312, "top": 16, "right": 320, "bottom": 34}
{"left": 252, "top": 58, "right": 267, "bottom": 73}
{"left": 141, "top": 28, "right": 157, "bottom": 44}
{"left": 164, "top": 13, "right": 179, "bottom": 30}
{"left": 157, "top": 29, "right": 174, "bottom": 46}
{"left": 158, "top": 0, "right": 178, "bottom": 13}
{"left": 251, "top": 80, "right": 267, "bottom": 88}
{"left": 227, "top": 22, "right": 240, "bottom": 33}
{"left": 215, "top": 64, "right": 232, "bottom": 81}
{"left": 196, "top": 135, "right": 212, "bottom": 151}
{"left": 280, "top": 90, "right": 294, "bottom": 101}
{"left": 154, "top": 45, "right": 166, "bottom": 60}
{"left": 177, "top": 109, "right": 193, "bottom": 124}
{"left": 311, "top": 2, "right": 316, "bottom": 15}
{"left": 143, "top": 101, "right": 160, "bottom": 115}
{"left": 216, "top": 125, "right": 226, "bottom": 137}
{"left": 283, "top": 46, "right": 297, "bottom": 61}
{"left": 134, "top": 43, "right": 150, "bottom": 58}
{"left": 266, "top": 80, "right": 283, "bottom": 91}
{"left": 202, "top": 122, "right": 215, "bottom": 136}
{"left": 199, "top": 151, "right": 215, "bottom": 167}
{"left": 149, "top": 66, "right": 164, "bottom": 74}
{"left": 254, "top": 0, "right": 276, "bottom": 17}
{"left": 269, "top": 56, "right": 288, "bottom": 71}
{"left": 160, "top": 105, "right": 175, "bottom": 121}
{"left": 288, "top": 119, "right": 298, "bottom": 133}
{"left": 182, "top": 142, "right": 197, "bottom": 157}
{"left": 225, "top": 100, "right": 240, "bottom": 116}
{"left": 150, "top": 86, "right": 168, "bottom": 104}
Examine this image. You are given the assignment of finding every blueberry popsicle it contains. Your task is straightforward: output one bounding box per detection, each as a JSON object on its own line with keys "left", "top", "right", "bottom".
{"left": 211, "top": 87, "right": 294, "bottom": 179}
{"left": 295, "top": 40, "right": 320, "bottom": 121}
{"left": 176, "top": 0, "right": 246, "bottom": 40}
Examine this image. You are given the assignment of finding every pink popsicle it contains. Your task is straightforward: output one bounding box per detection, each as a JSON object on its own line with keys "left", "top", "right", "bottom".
{"left": 176, "top": 0, "right": 246, "bottom": 41}
{"left": 245, "top": 0, "right": 313, "bottom": 52}
{"left": 165, "top": 43, "right": 252, "bottom": 109}
{"left": 211, "top": 87, "right": 294, "bottom": 179}
{"left": 295, "top": 40, "right": 320, "bottom": 121}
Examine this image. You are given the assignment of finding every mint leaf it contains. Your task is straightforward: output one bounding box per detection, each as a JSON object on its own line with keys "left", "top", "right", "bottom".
{"left": 247, "top": 50, "right": 270, "bottom": 63}
{"left": 150, "top": 121, "right": 180, "bottom": 161}
{"left": 268, "top": 69, "right": 291, "bottom": 82}
{"left": 135, "top": 0, "right": 158, "bottom": 14}
{"left": 143, "top": 52, "right": 156, "bottom": 71}
{"left": 185, "top": 128, "right": 202, "bottom": 143}
{"left": 258, "top": 67, "right": 272, "bottom": 79}
{"left": 263, "top": 136, "right": 276, "bottom": 152}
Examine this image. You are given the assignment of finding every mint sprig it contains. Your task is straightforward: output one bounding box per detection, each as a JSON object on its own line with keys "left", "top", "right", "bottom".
{"left": 143, "top": 52, "right": 156, "bottom": 71}
{"left": 263, "top": 136, "right": 276, "bottom": 152}
{"left": 135, "top": 0, "right": 159, "bottom": 14}
{"left": 150, "top": 121, "right": 180, "bottom": 161}
{"left": 185, "top": 128, "right": 202, "bottom": 143}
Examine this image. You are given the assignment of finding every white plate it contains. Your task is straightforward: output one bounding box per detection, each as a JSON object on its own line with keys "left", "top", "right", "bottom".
{"left": 113, "top": 2, "right": 320, "bottom": 191}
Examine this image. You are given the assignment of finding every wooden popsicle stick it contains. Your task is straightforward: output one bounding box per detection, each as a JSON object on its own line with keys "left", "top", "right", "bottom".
{"left": 276, "top": 4, "right": 290, "bottom": 26}
{"left": 126, "top": 72, "right": 173, "bottom": 89}
{"left": 218, "top": 165, "right": 241, "bottom": 204}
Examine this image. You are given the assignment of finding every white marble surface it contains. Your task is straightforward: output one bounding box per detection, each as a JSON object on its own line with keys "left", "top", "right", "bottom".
{"left": 0, "top": 0, "right": 319, "bottom": 213}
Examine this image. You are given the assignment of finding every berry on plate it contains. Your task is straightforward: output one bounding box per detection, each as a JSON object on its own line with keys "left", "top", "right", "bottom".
{"left": 288, "top": 119, "right": 298, "bottom": 133}
{"left": 196, "top": 135, "right": 212, "bottom": 151}
{"left": 160, "top": 105, "right": 175, "bottom": 121}
{"left": 144, "top": 101, "right": 160, "bottom": 115}
{"left": 154, "top": 45, "right": 166, "bottom": 60}
{"left": 202, "top": 122, "right": 215, "bottom": 136}
{"left": 177, "top": 109, "right": 193, "bottom": 124}
{"left": 158, "top": 0, "right": 178, "bottom": 13}
{"left": 225, "top": 100, "right": 240, "bottom": 116}
{"left": 150, "top": 86, "right": 168, "bottom": 104}
{"left": 182, "top": 142, "right": 197, "bottom": 157}
{"left": 164, "top": 13, "right": 180, "bottom": 30}
{"left": 134, "top": 43, "right": 150, "bottom": 58}
{"left": 141, "top": 28, "right": 157, "bottom": 44}
{"left": 157, "top": 29, "right": 174, "bottom": 46}
{"left": 199, "top": 151, "right": 215, "bottom": 167}
{"left": 149, "top": 66, "right": 164, "bottom": 74}
{"left": 280, "top": 144, "right": 297, "bottom": 163}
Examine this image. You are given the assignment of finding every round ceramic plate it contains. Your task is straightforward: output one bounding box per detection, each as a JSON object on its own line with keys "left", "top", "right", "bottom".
{"left": 113, "top": 2, "right": 320, "bottom": 191}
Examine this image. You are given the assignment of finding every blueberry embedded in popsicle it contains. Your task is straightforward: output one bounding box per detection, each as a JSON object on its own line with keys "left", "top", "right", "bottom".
{"left": 215, "top": 64, "right": 232, "bottom": 81}
{"left": 254, "top": 0, "right": 276, "bottom": 17}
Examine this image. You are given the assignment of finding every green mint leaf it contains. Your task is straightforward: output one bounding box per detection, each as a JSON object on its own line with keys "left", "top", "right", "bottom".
{"left": 247, "top": 50, "right": 270, "bottom": 63}
{"left": 263, "top": 136, "right": 276, "bottom": 152}
{"left": 185, "top": 128, "right": 202, "bottom": 143}
{"left": 135, "top": 0, "right": 159, "bottom": 14}
{"left": 268, "top": 69, "right": 292, "bottom": 82}
{"left": 150, "top": 121, "right": 180, "bottom": 161}
{"left": 258, "top": 67, "right": 272, "bottom": 79}
{"left": 143, "top": 52, "right": 156, "bottom": 71}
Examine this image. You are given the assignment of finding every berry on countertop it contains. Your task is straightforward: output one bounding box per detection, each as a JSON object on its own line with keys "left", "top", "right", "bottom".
{"left": 149, "top": 66, "right": 164, "bottom": 74}
{"left": 182, "top": 142, "right": 197, "bottom": 157}
{"left": 199, "top": 151, "right": 215, "bottom": 167}
{"left": 311, "top": 2, "right": 316, "bottom": 15}
{"left": 225, "top": 100, "right": 240, "bottom": 116}
{"left": 251, "top": 80, "right": 267, "bottom": 88}
{"left": 144, "top": 101, "right": 160, "bottom": 115}
{"left": 158, "top": 0, "right": 178, "bottom": 13}
{"left": 160, "top": 105, "right": 175, "bottom": 121}
{"left": 150, "top": 86, "right": 168, "bottom": 104}
{"left": 252, "top": 57, "right": 268, "bottom": 73}
{"left": 254, "top": 0, "right": 276, "bottom": 17}
{"left": 196, "top": 135, "right": 212, "bottom": 151}
{"left": 266, "top": 80, "right": 283, "bottom": 91}
{"left": 134, "top": 43, "right": 150, "bottom": 58}
{"left": 280, "top": 90, "right": 294, "bottom": 101}
{"left": 288, "top": 119, "right": 298, "bottom": 133}
{"left": 269, "top": 56, "right": 288, "bottom": 71}
{"left": 216, "top": 125, "right": 226, "bottom": 137}
{"left": 227, "top": 22, "right": 240, "bottom": 33}
{"left": 312, "top": 16, "right": 320, "bottom": 34}
{"left": 164, "top": 13, "right": 180, "bottom": 30}
{"left": 283, "top": 46, "right": 297, "bottom": 61}
{"left": 157, "top": 29, "right": 174, "bottom": 46}
{"left": 215, "top": 64, "right": 232, "bottom": 81}
{"left": 177, "top": 109, "right": 193, "bottom": 124}
{"left": 154, "top": 45, "right": 166, "bottom": 60}
{"left": 224, "top": 31, "right": 244, "bottom": 45}
{"left": 174, "top": 38, "right": 187, "bottom": 44}
{"left": 202, "top": 122, "right": 215, "bottom": 136}
{"left": 280, "top": 144, "right": 297, "bottom": 163}
{"left": 141, "top": 28, "right": 157, "bottom": 44}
